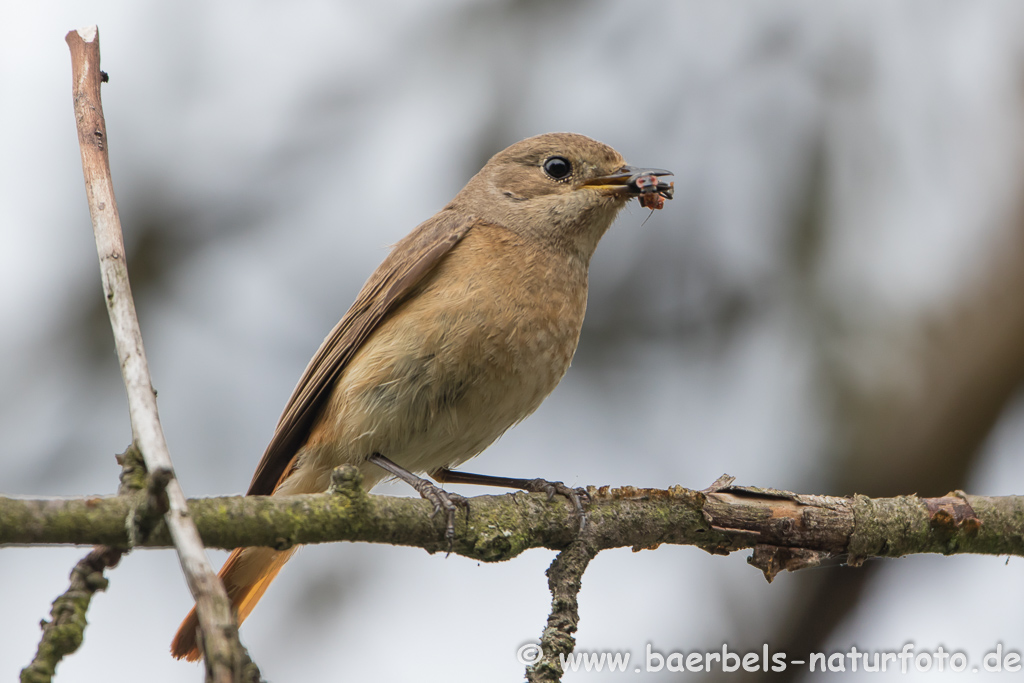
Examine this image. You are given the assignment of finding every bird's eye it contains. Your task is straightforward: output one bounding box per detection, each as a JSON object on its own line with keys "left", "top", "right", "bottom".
{"left": 543, "top": 156, "right": 572, "bottom": 180}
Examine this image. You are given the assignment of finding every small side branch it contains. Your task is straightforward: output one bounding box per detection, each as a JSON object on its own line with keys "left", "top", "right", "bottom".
{"left": 19, "top": 547, "right": 123, "bottom": 683}
{"left": 527, "top": 541, "right": 597, "bottom": 682}
{"left": 64, "top": 26, "right": 254, "bottom": 680}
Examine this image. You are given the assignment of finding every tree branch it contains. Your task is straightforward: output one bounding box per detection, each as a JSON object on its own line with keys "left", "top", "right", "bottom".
{"left": 3, "top": 468, "right": 1021, "bottom": 565}
{"left": 64, "top": 25, "right": 254, "bottom": 681}
{"left": 527, "top": 540, "right": 597, "bottom": 681}
{"left": 18, "top": 445, "right": 148, "bottom": 682}
{"left": 19, "top": 547, "right": 123, "bottom": 683}
{"left": 6, "top": 468, "right": 1022, "bottom": 683}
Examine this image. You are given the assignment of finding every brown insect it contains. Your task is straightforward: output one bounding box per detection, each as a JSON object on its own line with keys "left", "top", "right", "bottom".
{"left": 639, "top": 190, "right": 666, "bottom": 210}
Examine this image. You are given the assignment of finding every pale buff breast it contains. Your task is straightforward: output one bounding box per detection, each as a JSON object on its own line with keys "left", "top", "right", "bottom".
{"left": 283, "top": 224, "right": 590, "bottom": 495}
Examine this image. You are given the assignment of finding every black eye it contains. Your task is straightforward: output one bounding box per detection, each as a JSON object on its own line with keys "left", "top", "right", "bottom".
{"left": 543, "top": 156, "right": 572, "bottom": 180}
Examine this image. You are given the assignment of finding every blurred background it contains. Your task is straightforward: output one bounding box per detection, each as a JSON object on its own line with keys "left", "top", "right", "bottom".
{"left": 3, "top": 1, "right": 1024, "bottom": 680}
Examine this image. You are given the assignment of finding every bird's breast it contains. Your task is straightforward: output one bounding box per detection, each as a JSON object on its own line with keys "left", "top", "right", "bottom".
{"left": 319, "top": 224, "right": 589, "bottom": 475}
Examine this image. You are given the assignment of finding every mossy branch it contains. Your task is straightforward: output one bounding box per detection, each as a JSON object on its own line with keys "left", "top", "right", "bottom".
{"left": 527, "top": 540, "right": 597, "bottom": 681}
{"left": 19, "top": 547, "right": 123, "bottom": 683}
{"left": 3, "top": 467, "right": 1021, "bottom": 570}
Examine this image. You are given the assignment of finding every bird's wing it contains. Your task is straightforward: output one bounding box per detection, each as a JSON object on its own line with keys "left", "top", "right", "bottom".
{"left": 246, "top": 209, "right": 477, "bottom": 495}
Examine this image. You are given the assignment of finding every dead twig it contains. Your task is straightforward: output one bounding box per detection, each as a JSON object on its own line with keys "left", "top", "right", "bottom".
{"left": 63, "top": 25, "right": 257, "bottom": 682}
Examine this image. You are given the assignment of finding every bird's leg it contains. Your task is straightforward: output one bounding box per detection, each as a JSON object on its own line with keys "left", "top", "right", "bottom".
{"left": 430, "top": 468, "right": 589, "bottom": 531}
{"left": 368, "top": 453, "right": 467, "bottom": 547}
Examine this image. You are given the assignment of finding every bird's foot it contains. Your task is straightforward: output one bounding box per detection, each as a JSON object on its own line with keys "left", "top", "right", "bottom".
{"left": 430, "top": 468, "right": 591, "bottom": 532}
{"left": 520, "top": 478, "right": 590, "bottom": 531}
{"left": 368, "top": 453, "right": 468, "bottom": 551}
{"left": 411, "top": 478, "right": 469, "bottom": 549}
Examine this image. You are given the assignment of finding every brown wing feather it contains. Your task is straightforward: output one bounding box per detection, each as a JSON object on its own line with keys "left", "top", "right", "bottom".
{"left": 246, "top": 209, "right": 477, "bottom": 496}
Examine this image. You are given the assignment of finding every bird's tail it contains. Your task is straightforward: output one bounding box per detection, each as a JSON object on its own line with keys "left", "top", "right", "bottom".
{"left": 170, "top": 545, "right": 295, "bottom": 661}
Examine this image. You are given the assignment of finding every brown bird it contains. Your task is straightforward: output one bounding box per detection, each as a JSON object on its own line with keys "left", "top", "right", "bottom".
{"left": 171, "top": 132, "right": 672, "bottom": 661}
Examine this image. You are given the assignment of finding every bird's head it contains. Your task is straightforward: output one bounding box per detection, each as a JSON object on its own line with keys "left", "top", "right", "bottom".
{"left": 454, "top": 132, "right": 673, "bottom": 261}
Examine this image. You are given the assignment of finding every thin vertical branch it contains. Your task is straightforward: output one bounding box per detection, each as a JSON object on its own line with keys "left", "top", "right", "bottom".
{"left": 64, "top": 25, "right": 257, "bottom": 682}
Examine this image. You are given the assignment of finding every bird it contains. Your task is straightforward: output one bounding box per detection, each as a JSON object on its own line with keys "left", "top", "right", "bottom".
{"left": 171, "top": 132, "right": 672, "bottom": 661}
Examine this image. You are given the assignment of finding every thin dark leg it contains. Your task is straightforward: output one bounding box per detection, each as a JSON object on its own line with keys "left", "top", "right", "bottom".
{"left": 431, "top": 468, "right": 589, "bottom": 531}
{"left": 369, "top": 453, "right": 467, "bottom": 548}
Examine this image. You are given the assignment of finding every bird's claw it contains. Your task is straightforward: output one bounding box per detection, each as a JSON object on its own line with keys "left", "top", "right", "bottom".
{"left": 412, "top": 479, "right": 468, "bottom": 549}
{"left": 521, "top": 478, "right": 590, "bottom": 531}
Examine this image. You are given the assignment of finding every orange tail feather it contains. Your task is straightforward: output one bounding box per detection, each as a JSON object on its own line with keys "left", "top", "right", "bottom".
{"left": 170, "top": 546, "right": 295, "bottom": 661}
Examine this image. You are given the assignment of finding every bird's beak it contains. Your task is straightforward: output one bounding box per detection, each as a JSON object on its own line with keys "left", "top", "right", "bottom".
{"left": 582, "top": 165, "right": 675, "bottom": 200}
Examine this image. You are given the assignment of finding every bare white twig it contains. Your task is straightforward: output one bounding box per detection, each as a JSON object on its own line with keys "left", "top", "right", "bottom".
{"left": 65, "top": 25, "right": 255, "bottom": 682}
